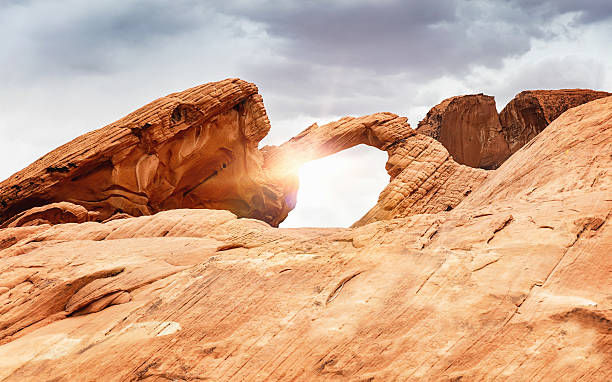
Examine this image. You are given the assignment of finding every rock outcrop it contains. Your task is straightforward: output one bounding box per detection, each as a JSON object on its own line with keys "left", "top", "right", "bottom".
{"left": 415, "top": 94, "right": 510, "bottom": 169}
{"left": 0, "top": 79, "right": 294, "bottom": 227}
{"left": 0, "top": 98, "right": 489, "bottom": 229}
{"left": 0, "top": 202, "right": 90, "bottom": 228}
{"left": 417, "top": 89, "right": 610, "bottom": 169}
{"left": 3, "top": 81, "right": 606, "bottom": 231}
{"left": 0, "top": 95, "right": 610, "bottom": 381}
{"left": 499, "top": 89, "right": 611, "bottom": 155}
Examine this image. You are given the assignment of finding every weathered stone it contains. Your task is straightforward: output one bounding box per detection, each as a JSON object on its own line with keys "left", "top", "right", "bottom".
{"left": 0, "top": 96, "right": 610, "bottom": 381}
{"left": 265, "top": 112, "right": 488, "bottom": 227}
{"left": 0, "top": 202, "right": 89, "bottom": 228}
{"left": 499, "top": 89, "right": 611, "bottom": 155}
{"left": 416, "top": 94, "right": 510, "bottom": 169}
{"left": 418, "top": 89, "right": 610, "bottom": 170}
{"left": 0, "top": 79, "right": 293, "bottom": 227}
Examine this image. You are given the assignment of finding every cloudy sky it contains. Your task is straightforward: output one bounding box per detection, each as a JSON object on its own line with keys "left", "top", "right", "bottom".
{"left": 1, "top": 0, "right": 611, "bottom": 227}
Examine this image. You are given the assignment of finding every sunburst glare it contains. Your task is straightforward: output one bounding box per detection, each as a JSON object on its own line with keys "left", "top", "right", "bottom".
{"left": 280, "top": 145, "right": 389, "bottom": 228}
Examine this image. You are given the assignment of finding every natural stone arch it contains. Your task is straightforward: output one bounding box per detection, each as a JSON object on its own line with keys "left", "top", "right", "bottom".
{"left": 0, "top": 79, "right": 489, "bottom": 229}
{"left": 261, "top": 112, "right": 488, "bottom": 227}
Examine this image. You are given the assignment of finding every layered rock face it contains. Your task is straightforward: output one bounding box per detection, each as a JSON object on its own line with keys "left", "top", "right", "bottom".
{"left": 416, "top": 94, "right": 509, "bottom": 169}
{"left": 417, "top": 89, "right": 610, "bottom": 169}
{"left": 0, "top": 79, "right": 294, "bottom": 227}
{"left": 0, "top": 96, "right": 610, "bottom": 381}
{"left": 499, "top": 89, "right": 611, "bottom": 154}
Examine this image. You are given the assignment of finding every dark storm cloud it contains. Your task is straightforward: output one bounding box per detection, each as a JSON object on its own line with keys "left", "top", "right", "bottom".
{"left": 3, "top": 0, "right": 609, "bottom": 83}
{"left": 220, "top": 0, "right": 611, "bottom": 79}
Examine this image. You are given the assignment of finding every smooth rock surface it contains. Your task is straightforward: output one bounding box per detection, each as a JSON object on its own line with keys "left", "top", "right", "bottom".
{"left": 0, "top": 96, "right": 610, "bottom": 381}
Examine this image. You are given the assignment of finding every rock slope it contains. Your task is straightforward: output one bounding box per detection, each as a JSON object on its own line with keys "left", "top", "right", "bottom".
{"left": 0, "top": 91, "right": 610, "bottom": 381}
{"left": 417, "top": 89, "right": 610, "bottom": 169}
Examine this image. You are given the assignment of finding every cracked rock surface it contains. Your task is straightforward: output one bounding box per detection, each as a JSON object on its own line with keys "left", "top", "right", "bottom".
{"left": 0, "top": 95, "right": 610, "bottom": 381}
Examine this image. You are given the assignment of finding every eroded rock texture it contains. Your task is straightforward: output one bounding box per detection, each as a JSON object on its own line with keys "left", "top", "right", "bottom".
{"left": 417, "top": 88, "right": 610, "bottom": 170}
{"left": 416, "top": 94, "right": 510, "bottom": 169}
{"left": 499, "top": 89, "right": 611, "bottom": 155}
{"left": 0, "top": 96, "right": 610, "bottom": 381}
{"left": 0, "top": 79, "right": 293, "bottom": 227}
{"left": 263, "top": 112, "right": 488, "bottom": 227}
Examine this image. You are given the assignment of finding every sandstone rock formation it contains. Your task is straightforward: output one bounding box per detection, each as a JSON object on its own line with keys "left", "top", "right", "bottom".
{"left": 415, "top": 94, "right": 510, "bottom": 169}
{"left": 0, "top": 79, "right": 294, "bottom": 227}
{"left": 0, "top": 97, "right": 489, "bottom": 229}
{"left": 0, "top": 95, "right": 610, "bottom": 381}
{"left": 499, "top": 89, "right": 611, "bottom": 155}
{"left": 0, "top": 202, "right": 90, "bottom": 228}
{"left": 417, "top": 89, "right": 610, "bottom": 169}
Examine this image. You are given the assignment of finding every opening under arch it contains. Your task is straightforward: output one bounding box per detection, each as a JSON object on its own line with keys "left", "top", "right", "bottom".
{"left": 279, "top": 144, "right": 389, "bottom": 228}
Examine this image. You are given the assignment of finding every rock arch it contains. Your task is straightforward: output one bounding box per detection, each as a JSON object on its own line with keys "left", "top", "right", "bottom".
{"left": 262, "top": 112, "right": 488, "bottom": 227}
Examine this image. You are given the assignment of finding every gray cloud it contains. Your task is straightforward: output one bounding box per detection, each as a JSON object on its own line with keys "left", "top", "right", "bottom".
{"left": 508, "top": 0, "right": 612, "bottom": 24}
{"left": 221, "top": 0, "right": 611, "bottom": 79}
{"left": 0, "top": 0, "right": 229, "bottom": 80}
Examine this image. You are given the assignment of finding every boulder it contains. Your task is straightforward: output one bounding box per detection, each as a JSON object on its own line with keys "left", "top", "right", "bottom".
{"left": 417, "top": 89, "right": 610, "bottom": 170}
{"left": 499, "top": 89, "right": 611, "bottom": 155}
{"left": 0, "top": 202, "right": 90, "bottom": 228}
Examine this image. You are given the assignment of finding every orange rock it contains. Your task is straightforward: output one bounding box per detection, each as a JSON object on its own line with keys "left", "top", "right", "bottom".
{"left": 0, "top": 79, "right": 293, "bottom": 227}
{"left": 0, "top": 96, "right": 610, "bottom": 381}
{"left": 499, "top": 89, "right": 611, "bottom": 155}
{"left": 418, "top": 89, "right": 610, "bottom": 170}
{"left": 0, "top": 202, "right": 90, "bottom": 228}
{"left": 266, "top": 112, "right": 488, "bottom": 226}
{"left": 416, "top": 94, "right": 510, "bottom": 169}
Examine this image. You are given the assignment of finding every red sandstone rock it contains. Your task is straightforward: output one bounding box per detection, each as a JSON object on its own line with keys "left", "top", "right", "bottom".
{"left": 0, "top": 202, "right": 90, "bottom": 228}
{"left": 3, "top": 82, "right": 605, "bottom": 232}
{"left": 0, "top": 96, "right": 610, "bottom": 381}
{"left": 0, "top": 79, "right": 293, "bottom": 227}
{"left": 418, "top": 89, "right": 610, "bottom": 170}
{"left": 416, "top": 94, "right": 510, "bottom": 169}
{"left": 499, "top": 89, "right": 611, "bottom": 155}
{"left": 265, "top": 112, "right": 488, "bottom": 226}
